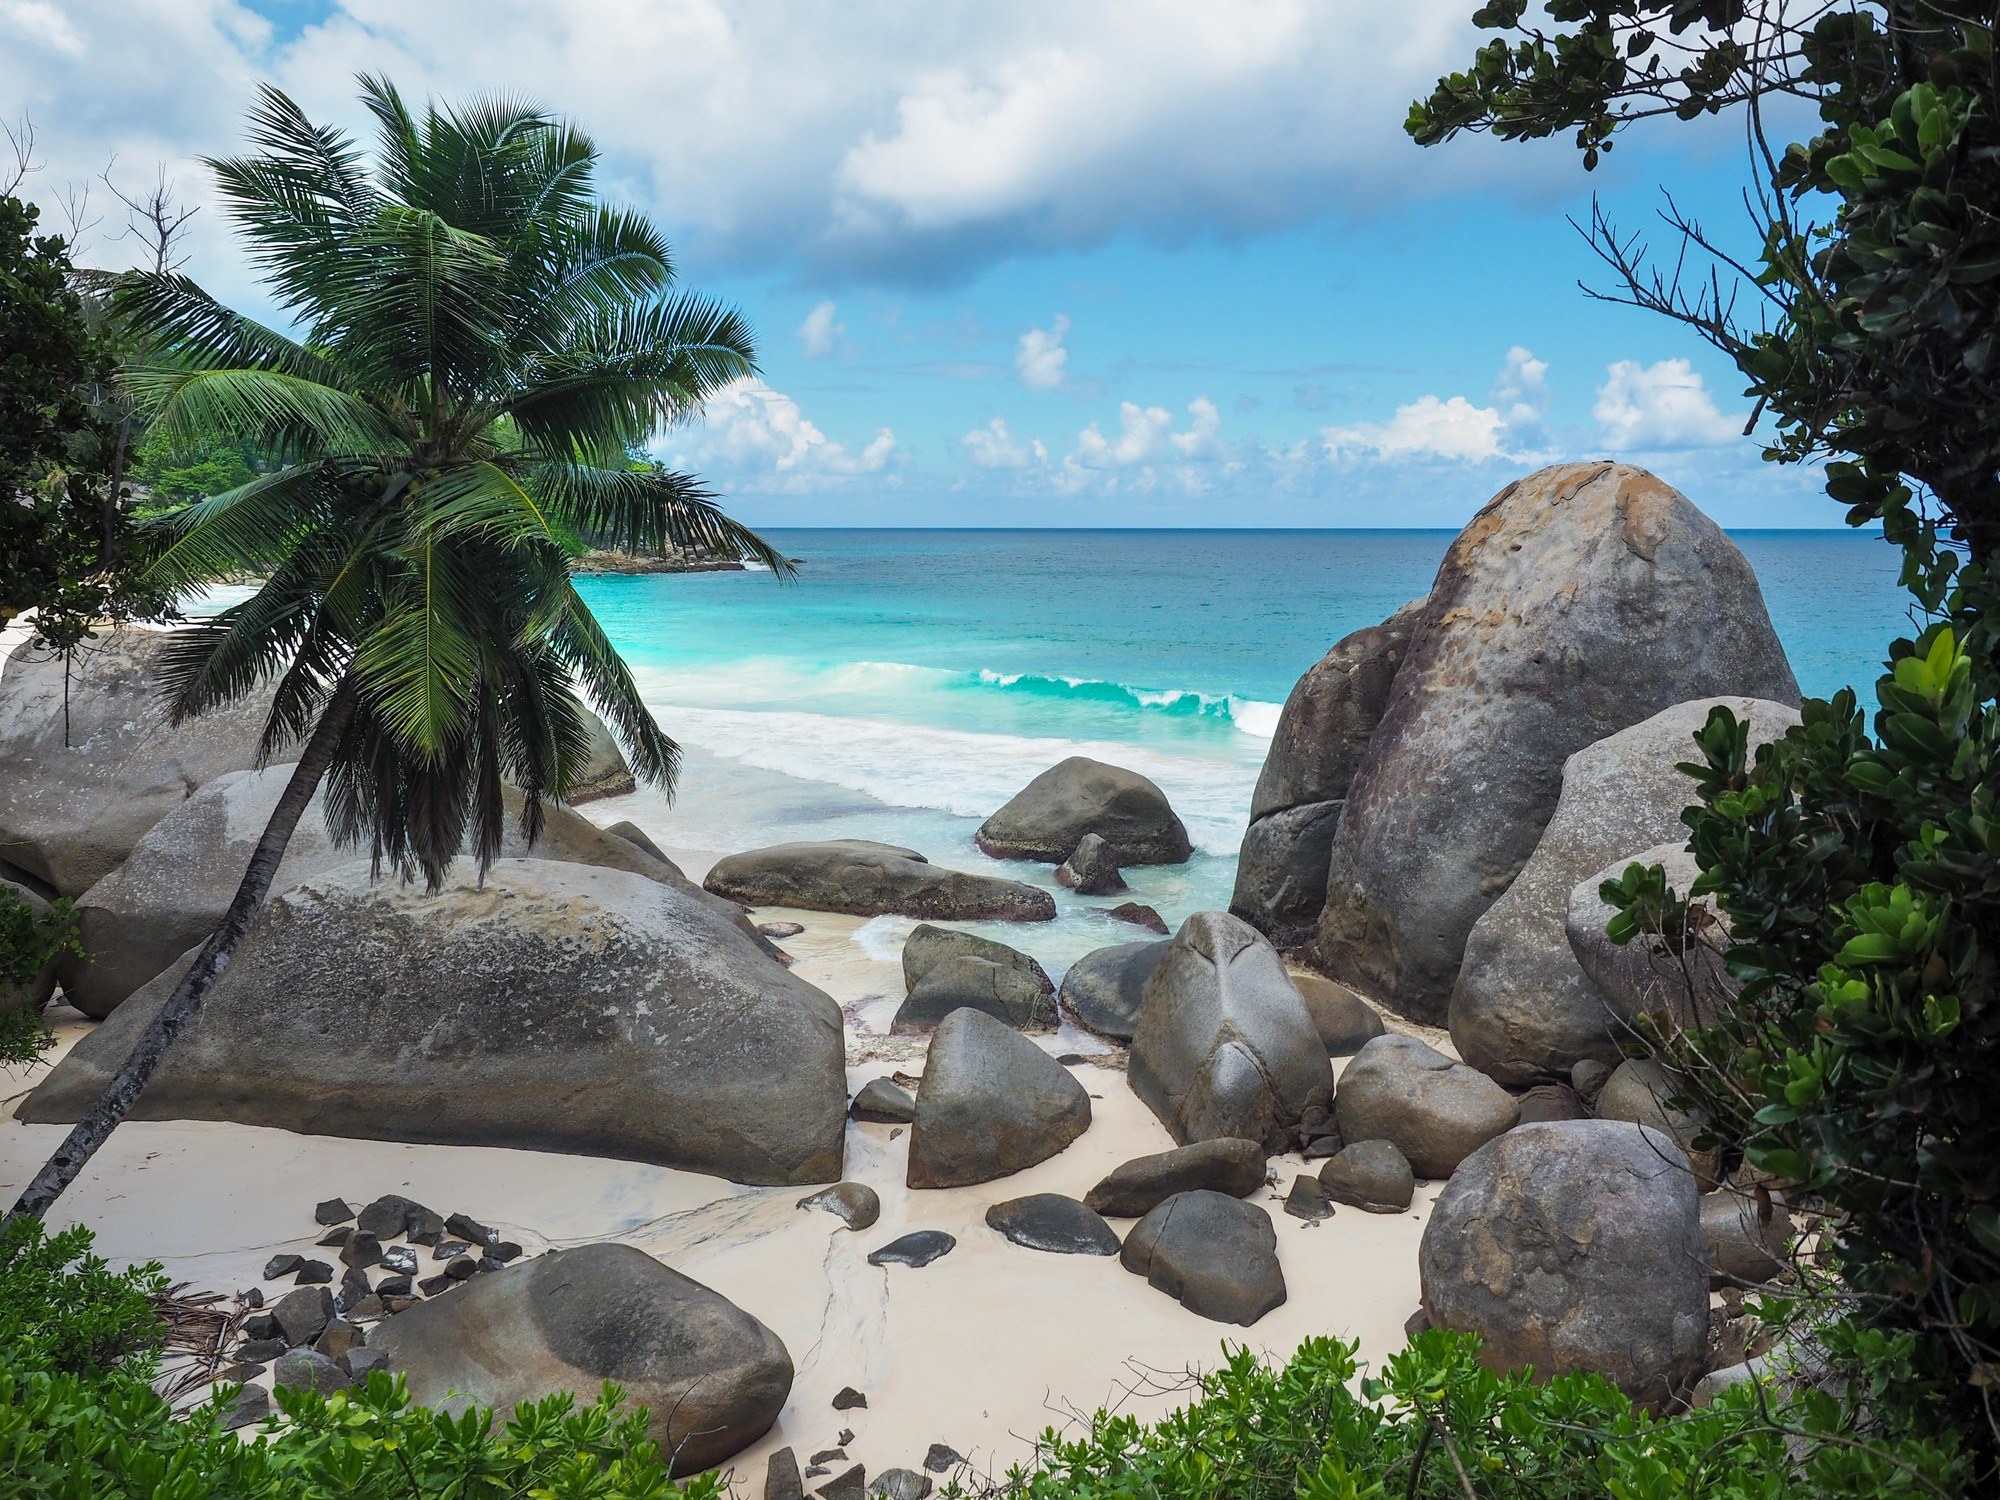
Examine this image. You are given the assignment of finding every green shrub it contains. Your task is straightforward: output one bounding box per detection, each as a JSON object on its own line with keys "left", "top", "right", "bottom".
{"left": 993, "top": 1330, "right": 1965, "bottom": 1499}
{"left": 0, "top": 886, "right": 79, "bottom": 1067}
{"left": 0, "top": 1218, "right": 726, "bottom": 1498}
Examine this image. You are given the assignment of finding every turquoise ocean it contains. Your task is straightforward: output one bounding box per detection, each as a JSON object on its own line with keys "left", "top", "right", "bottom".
{"left": 582, "top": 529, "right": 1913, "bottom": 977}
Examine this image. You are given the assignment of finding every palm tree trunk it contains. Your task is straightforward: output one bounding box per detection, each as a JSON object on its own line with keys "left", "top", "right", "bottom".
{"left": 8, "top": 683, "right": 357, "bottom": 1221}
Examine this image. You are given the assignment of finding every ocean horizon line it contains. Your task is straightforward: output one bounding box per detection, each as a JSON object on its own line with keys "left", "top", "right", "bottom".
{"left": 739, "top": 523, "right": 1886, "bottom": 536}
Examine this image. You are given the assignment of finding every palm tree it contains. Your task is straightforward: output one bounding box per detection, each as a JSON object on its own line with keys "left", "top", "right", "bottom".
{"left": 9, "top": 77, "right": 785, "bottom": 1220}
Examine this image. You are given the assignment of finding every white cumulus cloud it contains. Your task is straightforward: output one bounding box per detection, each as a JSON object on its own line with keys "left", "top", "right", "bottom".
{"left": 1593, "top": 358, "right": 1744, "bottom": 451}
{"left": 1015, "top": 314, "right": 1069, "bottom": 390}
{"left": 674, "top": 377, "right": 897, "bottom": 492}
{"left": 1071, "top": 397, "right": 1220, "bottom": 470}
{"left": 961, "top": 417, "right": 1047, "bottom": 469}
{"left": 1324, "top": 348, "right": 1553, "bottom": 464}
{"left": 796, "top": 300, "right": 844, "bottom": 357}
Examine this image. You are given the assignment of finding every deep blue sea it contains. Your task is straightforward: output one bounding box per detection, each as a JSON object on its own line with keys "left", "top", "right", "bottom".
{"left": 576, "top": 528, "right": 1912, "bottom": 974}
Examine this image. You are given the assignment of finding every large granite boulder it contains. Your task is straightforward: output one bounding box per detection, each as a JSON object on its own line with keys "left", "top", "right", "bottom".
{"left": 906, "top": 1008, "right": 1091, "bottom": 1188}
{"left": 1120, "top": 1191, "right": 1286, "bottom": 1326}
{"left": 1056, "top": 940, "right": 1168, "bottom": 1040}
{"left": 1701, "top": 1189, "right": 1794, "bottom": 1290}
{"left": 58, "top": 766, "right": 745, "bottom": 1019}
{"left": 24, "top": 859, "right": 847, "bottom": 1185}
{"left": 894, "top": 924, "right": 1056, "bottom": 1031}
{"left": 0, "top": 874, "right": 58, "bottom": 1016}
{"left": 569, "top": 706, "right": 637, "bottom": 803}
{"left": 1083, "top": 1137, "right": 1266, "bottom": 1218}
{"left": 1591, "top": 1057, "right": 1720, "bottom": 1188}
{"left": 1449, "top": 698, "right": 1798, "bottom": 1084}
{"left": 1333, "top": 1035, "right": 1520, "bottom": 1179}
{"left": 1129, "top": 912, "right": 1334, "bottom": 1154}
{"left": 1419, "top": 1120, "right": 1709, "bottom": 1407}
{"left": 1312, "top": 464, "right": 1800, "bottom": 1023}
{"left": 1567, "top": 842, "right": 1738, "bottom": 1039}
{"left": 704, "top": 840, "right": 1054, "bottom": 922}
{"left": 0, "top": 628, "right": 269, "bottom": 895}
{"left": 371, "top": 1242, "right": 790, "bottom": 1475}
{"left": 1230, "top": 600, "right": 1422, "bottom": 946}
{"left": 975, "top": 757, "right": 1191, "bottom": 866}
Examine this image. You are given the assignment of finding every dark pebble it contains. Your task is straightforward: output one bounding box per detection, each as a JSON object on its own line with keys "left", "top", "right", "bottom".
{"left": 443, "top": 1256, "right": 479, "bottom": 1281}
{"left": 340, "top": 1233, "right": 383, "bottom": 1269}
{"left": 432, "top": 1240, "right": 471, "bottom": 1261}
{"left": 923, "top": 1443, "right": 964, "bottom": 1474}
{"left": 237, "top": 1336, "right": 287, "bottom": 1363}
{"left": 492, "top": 1241, "right": 522, "bottom": 1262}
{"left": 444, "top": 1213, "right": 497, "bottom": 1249}
{"left": 866, "top": 1231, "right": 956, "bottom": 1269}
{"left": 241, "top": 1312, "right": 281, "bottom": 1341}
{"left": 831, "top": 1386, "right": 868, "bottom": 1410}
{"left": 313, "top": 1199, "right": 354, "bottom": 1226}
{"left": 417, "top": 1274, "right": 454, "bottom": 1297}
{"left": 810, "top": 1448, "right": 847, "bottom": 1464}
{"left": 294, "top": 1260, "right": 333, "bottom": 1285}
{"left": 375, "top": 1274, "right": 412, "bottom": 1298}
{"left": 262, "top": 1254, "right": 302, "bottom": 1281}
{"left": 1283, "top": 1175, "right": 1335, "bottom": 1223}
{"left": 240, "top": 1288, "right": 264, "bottom": 1310}
{"left": 983, "top": 1194, "right": 1120, "bottom": 1256}
{"left": 316, "top": 1227, "right": 352, "bottom": 1248}
{"left": 817, "top": 1464, "right": 865, "bottom": 1500}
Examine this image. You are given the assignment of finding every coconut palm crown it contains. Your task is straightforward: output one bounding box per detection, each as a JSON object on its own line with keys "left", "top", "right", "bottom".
{"left": 123, "top": 75, "right": 781, "bottom": 888}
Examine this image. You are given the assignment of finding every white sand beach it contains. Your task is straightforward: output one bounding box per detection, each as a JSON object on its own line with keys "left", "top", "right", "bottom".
{"left": 1, "top": 835, "right": 1441, "bottom": 1492}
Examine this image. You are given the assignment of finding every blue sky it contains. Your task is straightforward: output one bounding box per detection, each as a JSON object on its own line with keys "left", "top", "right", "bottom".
{"left": 3, "top": 0, "right": 1836, "bottom": 529}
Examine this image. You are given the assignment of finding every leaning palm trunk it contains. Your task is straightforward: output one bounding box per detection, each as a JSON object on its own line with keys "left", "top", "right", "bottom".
{"left": 8, "top": 687, "right": 355, "bottom": 1220}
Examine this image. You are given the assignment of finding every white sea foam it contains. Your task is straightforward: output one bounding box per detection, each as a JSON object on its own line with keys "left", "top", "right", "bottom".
{"left": 852, "top": 914, "right": 918, "bottom": 963}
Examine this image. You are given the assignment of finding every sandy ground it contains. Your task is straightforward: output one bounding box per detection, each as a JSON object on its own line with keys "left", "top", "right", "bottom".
{"left": 0, "top": 832, "right": 1441, "bottom": 1496}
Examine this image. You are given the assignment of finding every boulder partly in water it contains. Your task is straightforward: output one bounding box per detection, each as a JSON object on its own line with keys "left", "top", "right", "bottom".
{"left": 976, "top": 757, "right": 1191, "bottom": 866}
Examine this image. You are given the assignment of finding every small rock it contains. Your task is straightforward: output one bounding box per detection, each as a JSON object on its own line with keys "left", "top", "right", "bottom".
{"left": 1571, "top": 1058, "right": 1613, "bottom": 1104}
{"left": 1057, "top": 1053, "right": 1088, "bottom": 1065}
{"left": 1055, "top": 833, "right": 1127, "bottom": 895}
{"left": 811, "top": 1449, "right": 848, "bottom": 1465}
{"left": 870, "top": 1470, "right": 933, "bottom": 1500}
{"left": 805, "top": 1467, "right": 830, "bottom": 1480}
{"left": 851, "top": 1078, "right": 917, "bottom": 1124}
{"left": 491, "top": 1241, "right": 522, "bottom": 1262}
{"left": 923, "top": 1444, "right": 964, "bottom": 1474}
{"left": 241, "top": 1312, "right": 281, "bottom": 1341}
{"left": 241, "top": 1287, "right": 264, "bottom": 1309}
{"left": 1301, "top": 1131, "right": 1343, "bottom": 1160}
{"left": 294, "top": 1260, "right": 334, "bottom": 1285}
{"left": 406, "top": 1207, "right": 445, "bottom": 1245}
{"left": 313, "top": 1198, "right": 354, "bottom": 1226}
{"left": 263, "top": 1253, "right": 302, "bottom": 1281}
{"left": 379, "top": 1294, "right": 420, "bottom": 1315}
{"left": 1701, "top": 1190, "right": 1795, "bottom": 1291}
{"left": 476, "top": 1255, "right": 505, "bottom": 1274}
{"left": 1121, "top": 1190, "right": 1286, "bottom": 1326}
{"left": 832, "top": 1387, "right": 868, "bottom": 1410}
{"left": 1517, "top": 1083, "right": 1586, "bottom": 1124}
{"left": 444, "top": 1256, "right": 479, "bottom": 1281}
{"left": 347, "top": 1294, "right": 386, "bottom": 1320}
{"left": 798, "top": 1182, "right": 882, "bottom": 1232}
{"left": 417, "top": 1274, "right": 454, "bottom": 1297}
{"left": 1084, "top": 1138, "right": 1266, "bottom": 1218}
{"left": 356, "top": 1195, "right": 414, "bottom": 1240}
{"left": 1107, "top": 902, "right": 1169, "bottom": 934}
{"left": 1318, "top": 1140, "right": 1416, "bottom": 1214}
{"left": 1291, "top": 973, "right": 1386, "bottom": 1055}
{"left": 766, "top": 1446, "right": 806, "bottom": 1500}
{"left": 984, "top": 1194, "right": 1121, "bottom": 1255}
{"left": 313, "top": 1318, "right": 364, "bottom": 1362}
{"left": 340, "top": 1232, "right": 383, "bottom": 1269}
{"left": 818, "top": 1464, "right": 866, "bottom": 1500}
{"left": 758, "top": 921, "right": 807, "bottom": 938}
{"left": 444, "top": 1212, "right": 497, "bottom": 1249}
{"left": 274, "top": 1346, "right": 351, "bottom": 1395}
{"left": 839, "top": 1429, "right": 855, "bottom": 1446}
{"left": 867, "top": 1231, "right": 956, "bottom": 1268}
{"left": 381, "top": 1245, "right": 419, "bottom": 1275}
{"left": 222, "top": 1383, "right": 270, "bottom": 1430}
{"left": 336, "top": 1266, "right": 373, "bottom": 1314}
{"left": 316, "top": 1227, "right": 352, "bottom": 1248}
{"left": 271, "top": 1286, "right": 334, "bottom": 1347}
{"left": 375, "top": 1274, "right": 412, "bottom": 1298}
{"left": 1282, "top": 1175, "right": 1334, "bottom": 1222}
{"left": 237, "top": 1336, "right": 287, "bottom": 1363}
{"left": 432, "top": 1240, "right": 471, "bottom": 1261}
{"left": 1404, "top": 1306, "right": 1431, "bottom": 1340}
{"left": 343, "top": 1346, "right": 389, "bottom": 1379}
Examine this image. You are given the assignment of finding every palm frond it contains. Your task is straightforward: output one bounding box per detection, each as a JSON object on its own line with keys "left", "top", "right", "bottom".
{"left": 536, "top": 462, "right": 793, "bottom": 573}
{"left": 141, "top": 461, "right": 350, "bottom": 595}
{"left": 112, "top": 272, "right": 344, "bottom": 386}
{"left": 544, "top": 579, "right": 678, "bottom": 791}
{"left": 129, "top": 366, "right": 403, "bottom": 460}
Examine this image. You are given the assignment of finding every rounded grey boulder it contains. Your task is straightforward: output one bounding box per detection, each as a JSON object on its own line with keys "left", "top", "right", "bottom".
{"left": 906, "top": 1008, "right": 1091, "bottom": 1188}
{"left": 1567, "top": 842, "right": 1738, "bottom": 1041}
{"left": 24, "top": 859, "right": 847, "bottom": 1185}
{"left": 1448, "top": 698, "right": 1797, "bottom": 1084}
{"left": 1083, "top": 1137, "right": 1266, "bottom": 1218}
{"left": 1592, "top": 1057, "right": 1720, "bottom": 1188}
{"left": 975, "top": 757, "right": 1192, "bottom": 866}
{"left": 984, "top": 1193, "right": 1121, "bottom": 1256}
{"left": 1701, "top": 1189, "right": 1794, "bottom": 1290}
{"left": 1333, "top": 1035, "right": 1520, "bottom": 1180}
{"left": 1317, "top": 1139, "right": 1415, "bottom": 1213}
{"left": 1057, "top": 940, "right": 1167, "bottom": 1040}
{"left": 0, "top": 874, "right": 57, "bottom": 1016}
{"left": 1130, "top": 912, "right": 1334, "bottom": 1154}
{"left": 895, "top": 924, "right": 1055, "bottom": 1031}
{"left": 1120, "top": 1190, "right": 1286, "bottom": 1326}
{"left": 1419, "top": 1119, "right": 1709, "bottom": 1408}
{"left": 1231, "top": 600, "right": 1422, "bottom": 946}
{"left": 568, "top": 706, "right": 637, "bottom": 803}
{"left": 371, "top": 1242, "right": 791, "bottom": 1475}
{"left": 0, "top": 627, "right": 269, "bottom": 895}
{"left": 1314, "top": 464, "right": 1799, "bottom": 1024}
{"left": 704, "top": 840, "right": 1055, "bottom": 922}
{"left": 60, "top": 766, "right": 740, "bottom": 1019}
{"left": 1292, "top": 972, "right": 1385, "bottom": 1054}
